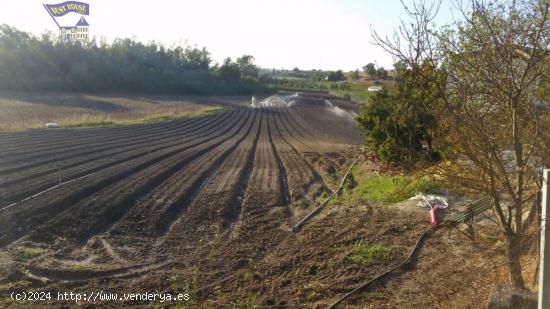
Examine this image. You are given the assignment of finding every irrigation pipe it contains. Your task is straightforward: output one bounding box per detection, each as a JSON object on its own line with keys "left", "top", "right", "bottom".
{"left": 0, "top": 170, "right": 99, "bottom": 212}
{"left": 328, "top": 224, "right": 439, "bottom": 308}
{"left": 292, "top": 156, "right": 361, "bottom": 231}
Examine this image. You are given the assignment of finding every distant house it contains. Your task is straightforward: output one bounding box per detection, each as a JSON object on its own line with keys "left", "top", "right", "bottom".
{"left": 59, "top": 16, "right": 89, "bottom": 41}
{"left": 367, "top": 85, "right": 383, "bottom": 92}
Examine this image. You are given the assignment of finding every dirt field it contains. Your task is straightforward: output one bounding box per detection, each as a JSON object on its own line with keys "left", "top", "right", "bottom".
{"left": 0, "top": 93, "right": 527, "bottom": 308}
{"left": 0, "top": 93, "right": 356, "bottom": 305}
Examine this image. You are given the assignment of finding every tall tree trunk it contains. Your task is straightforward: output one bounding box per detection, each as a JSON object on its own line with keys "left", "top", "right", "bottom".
{"left": 505, "top": 234, "right": 525, "bottom": 288}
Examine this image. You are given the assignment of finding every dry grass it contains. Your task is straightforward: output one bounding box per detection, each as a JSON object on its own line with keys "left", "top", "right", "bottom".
{"left": 0, "top": 93, "right": 249, "bottom": 131}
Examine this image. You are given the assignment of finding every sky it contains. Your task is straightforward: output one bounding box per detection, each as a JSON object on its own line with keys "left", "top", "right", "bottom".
{"left": 0, "top": 0, "right": 458, "bottom": 71}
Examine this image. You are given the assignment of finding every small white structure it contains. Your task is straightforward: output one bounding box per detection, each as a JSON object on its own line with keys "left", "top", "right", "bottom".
{"left": 367, "top": 85, "right": 383, "bottom": 92}
{"left": 45, "top": 122, "right": 60, "bottom": 129}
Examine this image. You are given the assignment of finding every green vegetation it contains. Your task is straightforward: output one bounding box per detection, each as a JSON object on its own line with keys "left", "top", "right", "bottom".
{"left": 363, "top": 63, "right": 377, "bottom": 79}
{"left": 329, "top": 82, "right": 377, "bottom": 104}
{"left": 362, "top": 63, "right": 388, "bottom": 80}
{"left": 18, "top": 247, "right": 46, "bottom": 260}
{"left": 349, "top": 242, "right": 392, "bottom": 265}
{"left": 0, "top": 25, "right": 269, "bottom": 94}
{"left": 326, "top": 70, "right": 346, "bottom": 81}
{"left": 320, "top": 163, "right": 436, "bottom": 207}
{"left": 356, "top": 63, "right": 442, "bottom": 164}
{"left": 0, "top": 23, "right": 388, "bottom": 103}
{"left": 354, "top": 175, "right": 435, "bottom": 203}
{"left": 266, "top": 67, "right": 392, "bottom": 103}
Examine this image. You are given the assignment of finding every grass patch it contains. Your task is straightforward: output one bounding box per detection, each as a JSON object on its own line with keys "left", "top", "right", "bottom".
{"left": 329, "top": 244, "right": 346, "bottom": 253}
{"left": 0, "top": 92, "right": 230, "bottom": 131}
{"left": 329, "top": 80, "right": 395, "bottom": 104}
{"left": 315, "top": 190, "right": 332, "bottom": 204}
{"left": 354, "top": 175, "right": 436, "bottom": 203}
{"left": 62, "top": 106, "right": 225, "bottom": 128}
{"left": 70, "top": 263, "right": 90, "bottom": 271}
{"left": 349, "top": 243, "right": 392, "bottom": 265}
{"left": 18, "top": 247, "right": 46, "bottom": 260}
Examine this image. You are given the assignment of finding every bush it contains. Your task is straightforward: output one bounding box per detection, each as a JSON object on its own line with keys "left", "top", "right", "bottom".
{"left": 357, "top": 89, "right": 438, "bottom": 163}
{"left": 356, "top": 63, "right": 444, "bottom": 164}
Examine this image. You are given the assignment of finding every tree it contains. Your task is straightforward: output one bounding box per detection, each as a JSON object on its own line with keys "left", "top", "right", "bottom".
{"left": 236, "top": 55, "right": 259, "bottom": 80}
{"left": 393, "top": 60, "right": 407, "bottom": 75}
{"left": 376, "top": 67, "right": 388, "bottom": 79}
{"left": 373, "top": 0, "right": 550, "bottom": 288}
{"left": 357, "top": 63, "right": 440, "bottom": 163}
{"left": 218, "top": 57, "right": 241, "bottom": 83}
{"left": 352, "top": 69, "right": 360, "bottom": 79}
{"left": 327, "top": 70, "right": 345, "bottom": 81}
{"left": 393, "top": 60, "right": 408, "bottom": 82}
{"left": 362, "top": 63, "right": 376, "bottom": 79}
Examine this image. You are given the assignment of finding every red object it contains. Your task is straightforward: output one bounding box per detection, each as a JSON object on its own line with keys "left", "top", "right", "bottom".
{"left": 430, "top": 205, "right": 441, "bottom": 225}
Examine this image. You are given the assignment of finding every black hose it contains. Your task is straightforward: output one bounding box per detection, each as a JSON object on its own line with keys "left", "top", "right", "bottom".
{"left": 293, "top": 157, "right": 360, "bottom": 231}
{"left": 328, "top": 224, "right": 439, "bottom": 308}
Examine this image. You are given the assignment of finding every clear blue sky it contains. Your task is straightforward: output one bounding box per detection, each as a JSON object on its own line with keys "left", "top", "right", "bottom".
{"left": 0, "top": 0, "right": 458, "bottom": 71}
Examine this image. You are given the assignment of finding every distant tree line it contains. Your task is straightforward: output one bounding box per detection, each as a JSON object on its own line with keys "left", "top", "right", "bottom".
{"left": 362, "top": 63, "right": 388, "bottom": 80}
{"left": 0, "top": 25, "right": 270, "bottom": 94}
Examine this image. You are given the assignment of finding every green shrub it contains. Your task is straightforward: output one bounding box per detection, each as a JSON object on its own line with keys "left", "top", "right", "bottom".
{"left": 356, "top": 63, "right": 445, "bottom": 164}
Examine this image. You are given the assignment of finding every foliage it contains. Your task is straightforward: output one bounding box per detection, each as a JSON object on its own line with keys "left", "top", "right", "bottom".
{"left": 0, "top": 25, "right": 267, "bottom": 94}
{"left": 326, "top": 70, "right": 345, "bottom": 81}
{"left": 362, "top": 63, "right": 376, "bottom": 79}
{"left": 235, "top": 55, "right": 259, "bottom": 80}
{"left": 218, "top": 57, "right": 241, "bottom": 83}
{"left": 356, "top": 63, "right": 441, "bottom": 164}
{"left": 376, "top": 67, "right": 388, "bottom": 79}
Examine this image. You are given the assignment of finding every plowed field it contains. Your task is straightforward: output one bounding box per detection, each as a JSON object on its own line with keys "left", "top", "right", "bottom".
{"left": 0, "top": 93, "right": 370, "bottom": 307}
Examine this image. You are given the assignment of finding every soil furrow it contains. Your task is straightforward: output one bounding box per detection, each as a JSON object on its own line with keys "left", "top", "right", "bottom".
{"left": 0, "top": 111, "right": 247, "bottom": 247}
{"left": 0, "top": 112, "right": 235, "bottom": 205}
{"left": 266, "top": 109, "right": 291, "bottom": 207}
{"left": 0, "top": 111, "right": 229, "bottom": 173}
